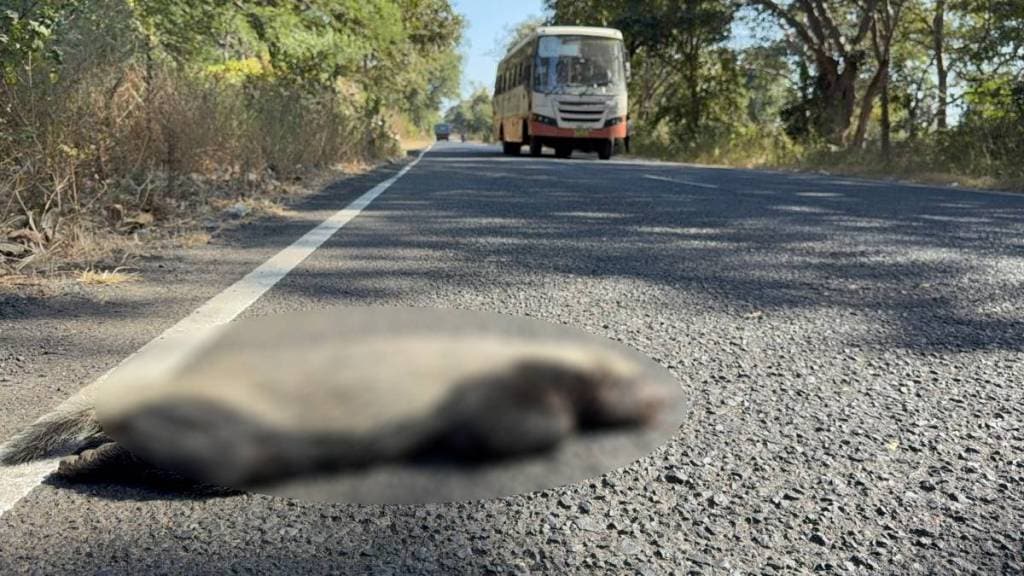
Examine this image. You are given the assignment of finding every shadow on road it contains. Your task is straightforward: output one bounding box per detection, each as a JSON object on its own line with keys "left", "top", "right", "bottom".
{"left": 267, "top": 150, "right": 1024, "bottom": 353}
{"left": 40, "top": 474, "right": 237, "bottom": 503}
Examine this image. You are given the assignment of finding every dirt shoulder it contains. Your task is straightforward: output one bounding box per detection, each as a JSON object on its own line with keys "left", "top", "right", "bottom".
{"left": 0, "top": 158, "right": 391, "bottom": 296}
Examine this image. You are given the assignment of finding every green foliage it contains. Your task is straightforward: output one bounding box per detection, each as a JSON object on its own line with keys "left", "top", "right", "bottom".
{"left": 2, "top": 0, "right": 463, "bottom": 121}
{"left": 444, "top": 86, "right": 494, "bottom": 141}
{"left": 0, "top": 0, "right": 82, "bottom": 81}
{"left": 548, "top": 0, "right": 741, "bottom": 158}
{"left": 739, "top": 42, "right": 794, "bottom": 127}
{"left": 0, "top": 0, "right": 464, "bottom": 244}
{"left": 545, "top": 0, "right": 1023, "bottom": 184}
{"left": 548, "top": 0, "right": 770, "bottom": 157}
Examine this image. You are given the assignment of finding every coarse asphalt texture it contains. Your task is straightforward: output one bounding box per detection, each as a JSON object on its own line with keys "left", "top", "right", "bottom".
{"left": 1, "top": 142, "right": 1022, "bottom": 575}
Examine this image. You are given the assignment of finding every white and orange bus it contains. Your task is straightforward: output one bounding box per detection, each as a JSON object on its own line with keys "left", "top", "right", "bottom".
{"left": 493, "top": 26, "right": 629, "bottom": 160}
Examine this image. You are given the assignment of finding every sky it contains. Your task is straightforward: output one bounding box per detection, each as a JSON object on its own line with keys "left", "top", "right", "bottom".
{"left": 450, "top": 0, "right": 546, "bottom": 99}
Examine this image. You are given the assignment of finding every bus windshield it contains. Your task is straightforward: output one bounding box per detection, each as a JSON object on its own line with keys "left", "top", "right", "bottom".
{"left": 533, "top": 36, "right": 626, "bottom": 93}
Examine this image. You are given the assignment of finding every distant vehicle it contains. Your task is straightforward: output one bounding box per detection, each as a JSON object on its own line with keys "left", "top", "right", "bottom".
{"left": 434, "top": 123, "right": 451, "bottom": 141}
{"left": 493, "top": 26, "right": 629, "bottom": 160}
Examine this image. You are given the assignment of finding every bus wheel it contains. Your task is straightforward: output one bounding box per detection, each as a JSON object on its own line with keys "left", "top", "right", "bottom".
{"left": 597, "top": 139, "right": 613, "bottom": 160}
{"left": 529, "top": 139, "right": 543, "bottom": 156}
{"left": 555, "top": 144, "right": 572, "bottom": 159}
{"left": 502, "top": 141, "right": 521, "bottom": 156}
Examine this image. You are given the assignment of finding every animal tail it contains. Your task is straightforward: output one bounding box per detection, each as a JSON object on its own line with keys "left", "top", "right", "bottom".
{"left": 0, "top": 400, "right": 106, "bottom": 465}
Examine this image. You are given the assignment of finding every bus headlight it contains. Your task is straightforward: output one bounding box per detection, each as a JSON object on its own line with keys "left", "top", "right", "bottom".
{"left": 604, "top": 116, "right": 625, "bottom": 128}
{"left": 531, "top": 114, "right": 558, "bottom": 126}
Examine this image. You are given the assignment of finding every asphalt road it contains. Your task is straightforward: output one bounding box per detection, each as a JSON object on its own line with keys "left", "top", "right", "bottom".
{"left": 1, "top": 142, "right": 1022, "bottom": 575}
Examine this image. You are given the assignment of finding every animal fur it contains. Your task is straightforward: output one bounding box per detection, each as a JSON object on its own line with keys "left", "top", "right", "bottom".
{"left": 0, "top": 337, "right": 668, "bottom": 488}
{"left": 0, "top": 396, "right": 109, "bottom": 466}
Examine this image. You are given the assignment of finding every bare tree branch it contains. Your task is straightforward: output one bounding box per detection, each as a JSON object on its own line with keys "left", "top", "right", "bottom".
{"left": 748, "top": 0, "right": 829, "bottom": 62}
{"left": 851, "top": 0, "right": 880, "bottom": 47}
{"left": 812, "top": 0, "right": 850, "bottom": 56}
{"left": 798, "top": 0, "right": 828, "bottom": 46}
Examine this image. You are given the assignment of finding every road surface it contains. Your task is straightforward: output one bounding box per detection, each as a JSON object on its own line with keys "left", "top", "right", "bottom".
{"left": 1, "top": 142, "right": 1022, "bottom": 574}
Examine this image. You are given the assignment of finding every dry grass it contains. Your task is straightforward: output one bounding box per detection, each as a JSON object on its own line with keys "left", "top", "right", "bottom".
{"left": 77, "top": 267, "right": 140, "bottom": 285}
{"left": 801, "top": 166, "right": 1023, "bottom": 193}
{"left": 786, "top": 155, "right": 1024, "bottom": 193}
{"left": 0, "top": 159, "right": 382, "bottom": 280}
{"left": 400, "top": 136, "right": 436, "bottom": 153}
{"left": 0, "top": 157, "right": 387, "bottom": 296}
{"left": 335, "top": 160, "right": 374, "bottom": 175}
{"left": 631, "top": 142, "right": 1024, "bottom": 194}
{"left": 0, "top": 273, "right": 48, "bottom": 290}
{"left": 176, "top": 232, "right": 211, "bottom": 248}
{"left": 1, "top": 55, "right": 405, "bottom": 287}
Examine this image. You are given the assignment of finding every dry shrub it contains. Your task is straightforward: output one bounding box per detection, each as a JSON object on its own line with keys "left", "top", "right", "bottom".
{"left": 0, "top": 0, "right": 402, "bottom": 280}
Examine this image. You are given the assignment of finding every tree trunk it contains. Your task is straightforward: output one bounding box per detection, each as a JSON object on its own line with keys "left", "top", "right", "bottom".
{"left": 682, "top": 35, "right": 703, "bottom": 145}
{"left": 814, "top": 55, "right": 861, "bottom": 146}
{"left": 748, "top": 0, "right": 880, "bottom": 145}
{"left": 880, "top": 68, "right": 891, "bottom": 157}
{"left": 853, "top": 8, "right": 899, "bottom": 151}
{"left": 908, "top": 90, "right": 919, "bottom": 141}
{"left": 852, "top": 62, "right": 885, "bottom": 149}
{"left": 933, "top": 0, "right": 948, "bottom": 130}
{"left": 688, "top": 57, "right": 701, "bottom": 137}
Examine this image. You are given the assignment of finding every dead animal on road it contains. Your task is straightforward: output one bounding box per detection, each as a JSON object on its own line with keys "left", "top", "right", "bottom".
{"left": 0, "top": 332, "right": 670, "bottom": 492}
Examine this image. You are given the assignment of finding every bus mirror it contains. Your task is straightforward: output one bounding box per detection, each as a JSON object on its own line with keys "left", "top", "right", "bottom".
{"left": 625, "top": 61, "right": 632, "bottom": 81}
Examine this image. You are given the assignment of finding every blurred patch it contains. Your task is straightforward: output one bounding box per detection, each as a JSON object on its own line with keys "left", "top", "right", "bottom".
{"left": 94, "top": 307, "right": 685, "bottom": 504}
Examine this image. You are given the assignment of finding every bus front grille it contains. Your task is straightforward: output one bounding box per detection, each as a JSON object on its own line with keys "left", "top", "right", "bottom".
{"left": 556, "top": 100, "right": 606, "bottom": 127}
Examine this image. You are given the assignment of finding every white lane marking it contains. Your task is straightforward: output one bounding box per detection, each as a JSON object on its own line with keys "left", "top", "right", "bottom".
{"left": 0, "top": 146, "right": 433, "bottom": 517}
{"left": 643, "top": 174, "right": 720, "bottom": 189}
{"left": 0, "top": 459, "right": 61, "bottom": 518}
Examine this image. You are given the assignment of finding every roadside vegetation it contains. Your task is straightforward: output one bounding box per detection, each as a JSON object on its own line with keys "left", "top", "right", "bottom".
{"left": 0, "top": 0, "right": 463, "bottom": 280}
{"left": 545, "top": 0, "right": 1023, "bottom": 189}
{"left": 443, "top": 87, "right": 495, "bottom": 142}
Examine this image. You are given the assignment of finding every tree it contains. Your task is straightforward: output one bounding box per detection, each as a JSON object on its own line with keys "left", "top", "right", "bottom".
{"left": 739, "top": 42, "right": 796, "bottom": 128}
{"left": 1, "top": 0, "right": 467, "bottom": 216}
{"left": 0, "top": 0, "right": 85, "bottom": 82}
{"left": 850, "top": 0, "right": 908, "bottom": 151}
{"left": 497, "top": 15, "right": 545, "bottom": 54}
{"left": 546, "top": 0, "right": 736, "bottom": 151}
{"left": 748, "top": 0, "right": 879, "bottom": 146}
{"left": 928, "top": 0, "right": 949, "bottom": 129}
{"left": 444, "top": 86, "right": 493, "bottom": 141}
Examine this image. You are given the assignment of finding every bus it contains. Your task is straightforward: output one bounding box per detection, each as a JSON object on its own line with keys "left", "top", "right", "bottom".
{"left": 493, "top": 26, "right": 629, "bottom": 160}
{"left": 434, "top": 123, "right": 452, "bottom": 141}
